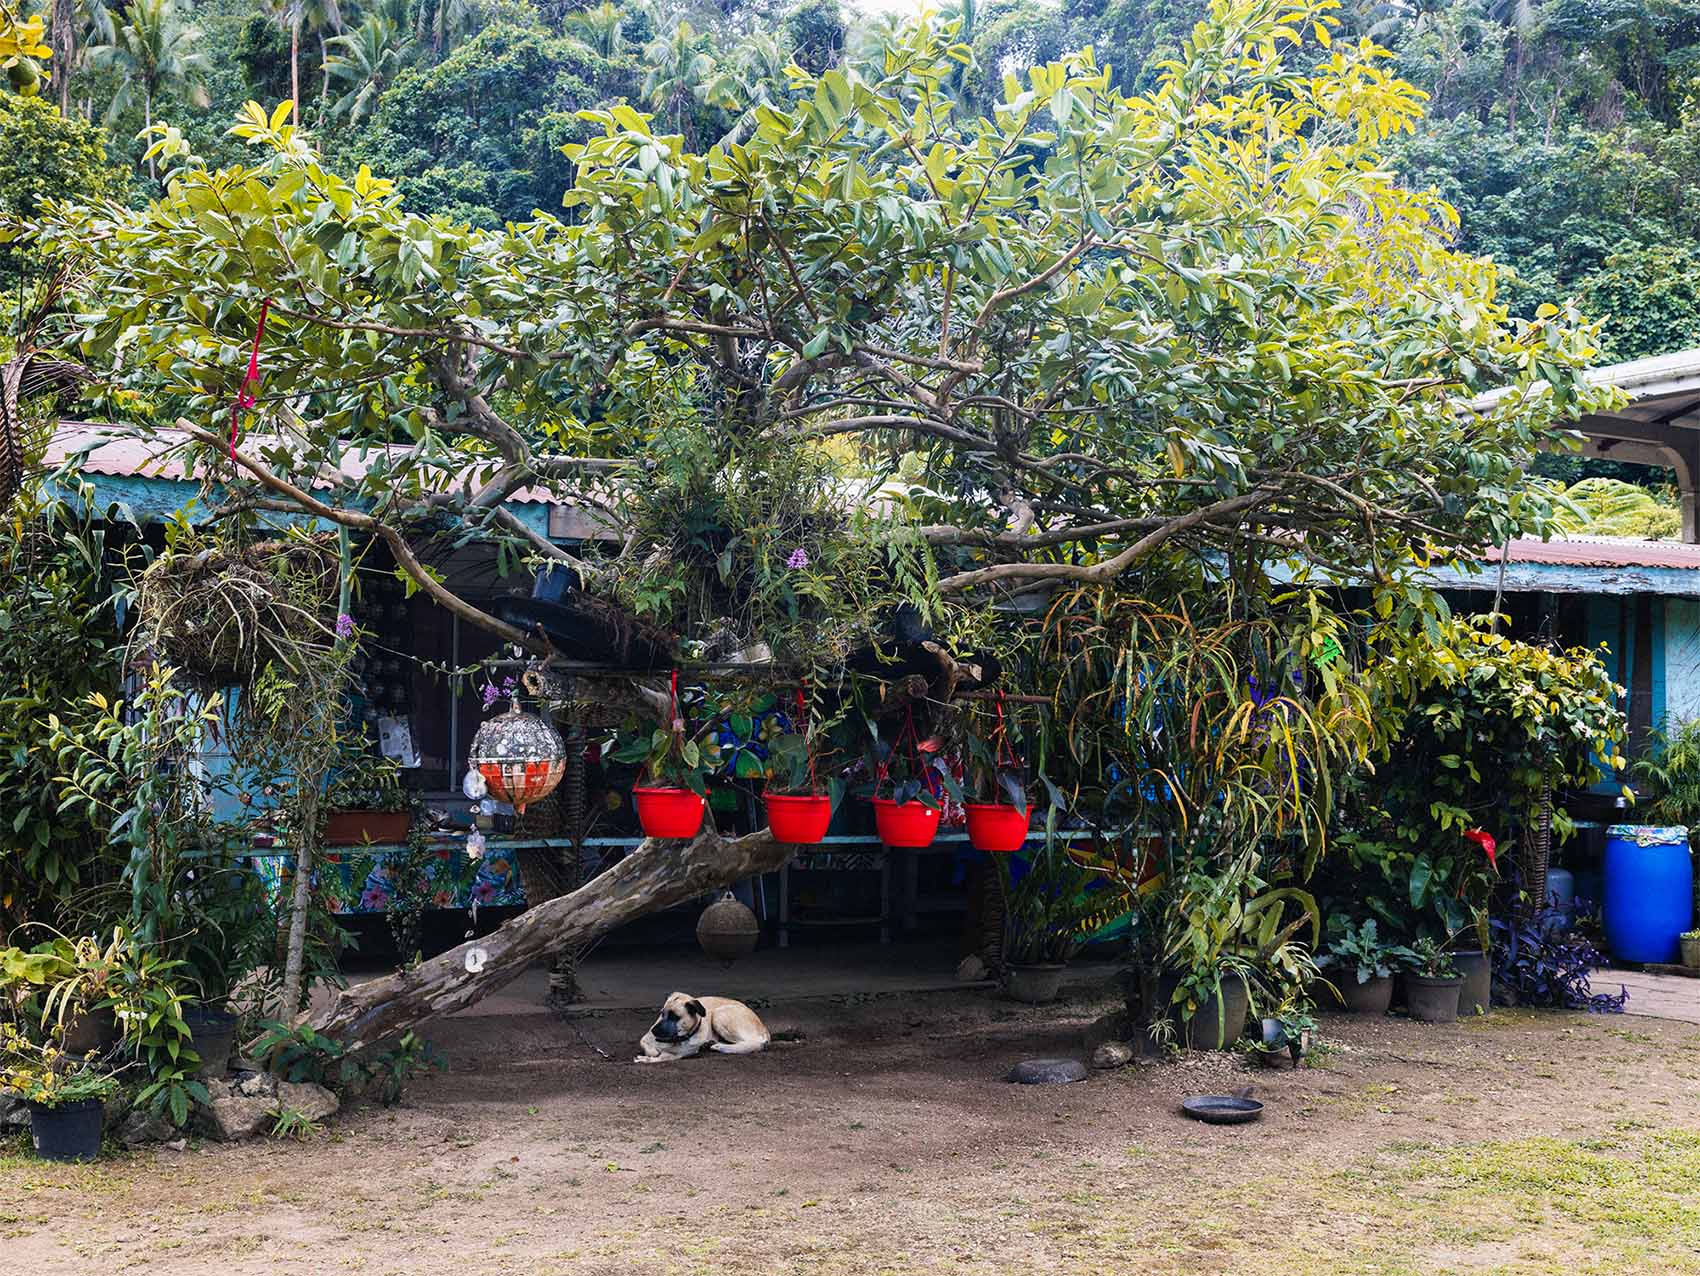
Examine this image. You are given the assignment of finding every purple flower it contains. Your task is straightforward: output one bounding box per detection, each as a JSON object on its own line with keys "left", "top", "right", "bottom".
{"left": 335, "top": 612, "right": 356, "bottom": 639}
{"left": 787, "top": 547, "right": 809, "bottom": 570}
{"left": 480, "top": 674, "right": 518, "bottom": 711}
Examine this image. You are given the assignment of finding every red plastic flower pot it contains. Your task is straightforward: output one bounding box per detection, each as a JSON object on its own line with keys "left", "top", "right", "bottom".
{"left": 765, "top": 793, "right": 833, "bottom": 845}
{"left": 872, "top": 797, "right": 941, "bottom": 848}
{"left": 965, "top": 802, "right": 1031, "bottom": 853}
{"left": 633, "top": 786, "right": 706, "bottom": 839}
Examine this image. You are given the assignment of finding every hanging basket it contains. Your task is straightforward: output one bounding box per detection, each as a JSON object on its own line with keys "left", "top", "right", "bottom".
{"left": 965, "top": 802, "right": 1030, "bottom": 853}
{"left": 872, "top": 797, "right": 940, "bottom": 848}
{"left": 468, "top": 700, "right": 566, "bottom": 814}
{"left": 765, "top": 793, "right": 832, "bottom": 845}
{"left": 633, "top": 786, "right": 706, "bottom": 839}
{"left": 697, "top": 891, "right": 760, "bottom": 965}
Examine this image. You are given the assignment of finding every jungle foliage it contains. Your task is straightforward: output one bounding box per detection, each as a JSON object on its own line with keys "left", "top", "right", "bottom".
{"left": 3, "top": 0, "right": 1697, "bottom": 362}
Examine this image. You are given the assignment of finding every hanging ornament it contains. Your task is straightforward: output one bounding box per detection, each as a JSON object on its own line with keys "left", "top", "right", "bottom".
{"left": 696, "top": 891, "right": 760, "bottom": 966}
{"left": 468, "top": 698, "right": 566, "bottom": 814}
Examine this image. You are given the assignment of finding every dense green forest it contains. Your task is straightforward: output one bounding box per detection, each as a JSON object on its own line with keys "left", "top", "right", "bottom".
{"left": 5, "top": 0, "right": 1700, "bottom": 362}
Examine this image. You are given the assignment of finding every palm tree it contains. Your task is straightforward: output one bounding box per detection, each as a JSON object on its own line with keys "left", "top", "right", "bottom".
{"left": 86, "top": 0, "right": 209, "bottom": 180}
{"left": 46, "top": 0, "right": 113, "bottom": 116}
{"left": 325, "top": 13, "right": 408, "bottom": 125}
{"left": 566, "top": 1, "right": 624, "bottom": 60}
{"left": 642, "top": 21, "right": 733, "bottom": 144}
{"left": 261, "top": 0, "right": 342, "bottom": 125}
{"left": 714, "top": 29, "right": 795, "bottom": 148}
{"left": 419, "top": 0, "right": 475, "bottom": 60}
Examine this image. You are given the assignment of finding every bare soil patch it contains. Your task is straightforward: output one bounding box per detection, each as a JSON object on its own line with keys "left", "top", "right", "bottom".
{"left": 5, "top": 988, "right": 1699, "bottom": 1275}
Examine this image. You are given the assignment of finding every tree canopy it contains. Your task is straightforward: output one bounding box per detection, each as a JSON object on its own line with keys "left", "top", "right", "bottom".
{"left": 15, "top": 0, "right": 1613, "bottom": 658}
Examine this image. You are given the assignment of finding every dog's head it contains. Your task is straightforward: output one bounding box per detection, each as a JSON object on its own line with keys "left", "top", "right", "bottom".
{"left": 650, "top": 992, "right": 708, "bottom": 1043}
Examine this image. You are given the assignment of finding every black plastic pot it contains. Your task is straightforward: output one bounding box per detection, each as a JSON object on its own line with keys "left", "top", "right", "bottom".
{"left": 1407, "top": 975, "right": 1464, "bottom": 1024}
{"left": 1454, "top": 951, "right": 1491, "bottom": 1017}
{"left": 29, "top": 1098, "right": 103, "bottom": 1162}
{"left": 1338, "top": 974, "right": 1394, "bottom": 1015}
{"left": 1005, "top": 964, "right": 1066, "bottom": 1004}
{"left": 184, "top": 1004, "right": 239, "bottom": 1079}
{"left": 1182, "top": 971, "right": 1250, "bottom": 1050}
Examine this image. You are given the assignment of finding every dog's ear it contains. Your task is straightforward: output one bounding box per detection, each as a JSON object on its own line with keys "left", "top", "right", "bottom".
{"left": 685, "top": 1000, "right": 707, "bottom": 1019}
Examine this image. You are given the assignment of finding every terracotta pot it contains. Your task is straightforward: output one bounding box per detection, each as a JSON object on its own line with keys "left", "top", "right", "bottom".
{"left": 1005, "top": 963, "right": 1066, "bottom": 1004}
{"left": 633, "top": 786, "right": 706, "bottom": 839}
{"left": 764, "top": 793, "right": 832, "bottom": 845}
{"left": 964, "top": 802, "right": 1030, "bottom": 852}
{"left": 872, "top": 797, "right": 941, "bottom": 848}
{"left": 323, "top": 809, "right": 411, "bottom": 846}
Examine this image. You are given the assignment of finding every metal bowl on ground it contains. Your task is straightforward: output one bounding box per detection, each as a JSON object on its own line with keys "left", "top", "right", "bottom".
{"left": 1181, "top": 1094, "right": 1264, "bottom": 1124}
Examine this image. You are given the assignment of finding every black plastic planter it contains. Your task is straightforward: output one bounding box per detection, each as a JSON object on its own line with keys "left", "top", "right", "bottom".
{"left": 1407, "top": 975, "right": 1464, "bottom": 1024}
{"left": 29, "top": 1098, "right": 103, "bottom": 1162}
{"left": 184, "top": 1003, "right": 239, "bottom": 1079}
{"left": 1338, "top": 974, "right": 1394, "bottom": 1015}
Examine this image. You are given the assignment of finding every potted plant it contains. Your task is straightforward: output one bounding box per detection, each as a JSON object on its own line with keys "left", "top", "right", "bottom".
{"left": 1159, "top": 862, "right": 1321, "bottom": 1050}
{"left": 761, "top": 697, "right": 839, "bottom": 846}
{"left": 0, "top": 978, "right": 121, "bottom": 1163}
{"left": 1406, "top": 937, "right": 1464, "bottom": 1023}
{"left": 1001, "top": 845, "right": 1106, "bottom": 1003}
{"left": 611, "top": 714, "right": 723, "bottom": 841}
{"left": 323, "top": 751, "right": 411, "bottom": 846}
{"left": 962, "top": 694, "right": 1032, "bottom": 853}
{"left": 857, "top": 703, "right": 960, "bottom": 849}
{"left": 1254, "top": 998, "right": 1318, "bottom": 1067}
{"left": 175, "top": 837, "right": 277, "bottom": 1078}
{"left": 1681, "top": 929, "right": 1700, "bottom": 969}
{"left": 1321, "top": 918, "right": 1412, "bottom": 1015}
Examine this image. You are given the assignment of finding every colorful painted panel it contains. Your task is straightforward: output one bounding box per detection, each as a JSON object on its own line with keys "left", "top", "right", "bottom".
{"left": 250, "top": 840, "right": 528, "bottom": 915}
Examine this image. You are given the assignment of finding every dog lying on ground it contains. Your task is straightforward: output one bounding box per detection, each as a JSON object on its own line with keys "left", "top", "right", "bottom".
{"left": 635, "top": 992, "right": 770, "bottom": 1064}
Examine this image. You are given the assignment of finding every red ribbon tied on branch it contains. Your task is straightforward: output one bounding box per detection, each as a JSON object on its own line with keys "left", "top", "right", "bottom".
{"left": 227, "top": 298, "right": 272, "bottom": 461}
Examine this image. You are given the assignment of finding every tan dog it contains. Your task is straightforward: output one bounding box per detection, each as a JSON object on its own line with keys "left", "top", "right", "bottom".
{"left": 635, "top": 992, "right": 770, "bottom": 1064}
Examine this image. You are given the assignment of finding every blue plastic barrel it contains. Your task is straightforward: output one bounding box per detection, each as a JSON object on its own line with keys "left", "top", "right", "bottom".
{"left": 1603, "top": 825, "right": 1694, "bottom": 964}
{"left": 1546, "top": 866, "right": 1576, "bottom": 921}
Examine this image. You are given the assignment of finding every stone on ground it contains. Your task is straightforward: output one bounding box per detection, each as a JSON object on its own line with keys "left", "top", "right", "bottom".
{"left": 1007, "top": 1057, "right": 1088, "bottom": 1085}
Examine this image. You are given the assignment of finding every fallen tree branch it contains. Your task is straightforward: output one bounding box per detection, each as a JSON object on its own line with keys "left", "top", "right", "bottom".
{"left": 309, "top": 824, "right": 793, "bottom": 1049}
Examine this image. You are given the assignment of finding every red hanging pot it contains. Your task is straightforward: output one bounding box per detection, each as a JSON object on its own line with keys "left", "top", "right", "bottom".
{"left": 633, "top": 786, "right": 706, "bottom": 839}
{"left": 965, "top": 802, "right": 1030, "bottom": 853}
{"left": 765, "top": 793, "right": 832, "bottom": 845}
{"left": 872, "top": 797, "right": 941, "bottom": 848}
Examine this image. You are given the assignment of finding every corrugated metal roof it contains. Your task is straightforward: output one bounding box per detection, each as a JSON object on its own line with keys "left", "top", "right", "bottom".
{"left": 1502, "top": 536, "right": 1700, "bottom": 571}
{"left": 45, "top": 422, "right": 555, "bottom": 504}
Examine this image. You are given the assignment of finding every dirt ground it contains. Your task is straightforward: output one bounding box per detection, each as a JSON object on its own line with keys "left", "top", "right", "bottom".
{"left": 4, "top": 984, "right": 1699, "bottom": 1276}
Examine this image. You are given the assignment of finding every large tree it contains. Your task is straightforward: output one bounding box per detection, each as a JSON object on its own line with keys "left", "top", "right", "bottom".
{"left": 15, "top": 0, "right": 1611, "bottom": 1040}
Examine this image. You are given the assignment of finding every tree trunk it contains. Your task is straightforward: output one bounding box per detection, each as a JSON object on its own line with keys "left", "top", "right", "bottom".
{"left": 51, "top": 0, "right": 74, "bottom": 116}
{"left": 290, "top": 22, "right": 301, "bottom": 125}
{"left": 144, "top": 92, "right": 155, "bottom": 182}
{"left": 309, "top": 823, "right": 793, "bottom": 1051}
{"left": 279, "top": 817, "right": 316, "bottom": 1015}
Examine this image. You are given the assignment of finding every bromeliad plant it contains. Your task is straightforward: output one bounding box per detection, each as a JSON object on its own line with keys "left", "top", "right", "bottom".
{"left": 1001, "top": 843, "right": 1110, "bottom": 968}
